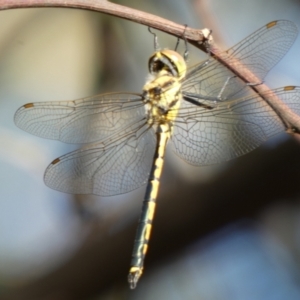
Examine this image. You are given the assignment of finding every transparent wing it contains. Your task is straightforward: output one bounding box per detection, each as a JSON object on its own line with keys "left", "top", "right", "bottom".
{"left": 172, "top": 86, "right": 300, "bottom": 165}
{"left": 14, "top": 93, "right": 145, "bottom": 144}
{"left": 182, "top": 20, "right": 298, "bottom": 100}
{"left": 44, "top": 122, "right": 156, "bottom": 196}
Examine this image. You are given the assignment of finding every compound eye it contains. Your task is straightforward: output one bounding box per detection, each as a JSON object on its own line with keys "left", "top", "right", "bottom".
{"left": 148, "top": 50, "right": 187, "bottom": 79}
{"left": 149, "top": 59, "right": 164, "bottom": 73}
{"left": 160, "top": 50, "right": 187, "bottom": 79}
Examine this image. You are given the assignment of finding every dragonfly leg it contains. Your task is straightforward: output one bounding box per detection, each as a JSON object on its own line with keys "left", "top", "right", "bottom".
{"left": 148, "top": 27, "right": 160, "bottom": 51}
{"left": 218, "top": 77, "right": 263, "bottom": 100}
{"left": 217, "top": 76, "right": 236, "bottom": 100}
{"left": 174, "top": 24, "right": 189, "bottom": 61}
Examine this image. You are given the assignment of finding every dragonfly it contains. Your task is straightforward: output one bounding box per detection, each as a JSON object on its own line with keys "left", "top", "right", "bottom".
{"left": 14, "top": 20, "right": 299, "bottom": 289}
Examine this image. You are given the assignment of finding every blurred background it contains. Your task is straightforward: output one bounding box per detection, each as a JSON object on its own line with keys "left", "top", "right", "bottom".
{"left": 1, "top": 0, "right": 300, "bottom": 299}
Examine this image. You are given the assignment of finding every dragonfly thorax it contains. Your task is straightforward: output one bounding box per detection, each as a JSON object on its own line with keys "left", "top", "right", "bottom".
{"left": 143, "top": 71, "right": 182, "bottom": 127}
{"left": 144, "top": 50, "right": 186, "bottom": 127}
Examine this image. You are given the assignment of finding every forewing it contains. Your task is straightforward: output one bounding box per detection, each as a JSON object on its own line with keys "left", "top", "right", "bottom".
{"left": 172, "top": 86, "right": 300, "bottom": 165}
{"left": 44, "top": 122, "right": 156, "bottom": 196}
{"left": 14, "top": 93, "right": 145, "bottom": 144}
{"left": 183, "top": 20, "right": 298, "bottom": 100}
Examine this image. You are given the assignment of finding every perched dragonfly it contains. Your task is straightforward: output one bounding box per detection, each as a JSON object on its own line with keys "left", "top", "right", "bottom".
{"left": 15, "top": 20, "right": 299, "bottom": 288}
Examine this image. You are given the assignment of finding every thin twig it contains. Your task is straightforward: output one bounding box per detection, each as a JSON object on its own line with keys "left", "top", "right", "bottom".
{"left": 1, "top": 0, "right": 300, "bottom": 134}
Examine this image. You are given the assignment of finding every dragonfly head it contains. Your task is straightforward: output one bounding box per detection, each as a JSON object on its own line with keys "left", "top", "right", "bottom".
{"left": 148, "top": 49, "right": 187, "bottom": 80}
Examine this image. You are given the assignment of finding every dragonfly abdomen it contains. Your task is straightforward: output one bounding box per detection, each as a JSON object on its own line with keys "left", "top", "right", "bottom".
{"left": 128, "top": 124, "right": 170, "bottom": 289}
